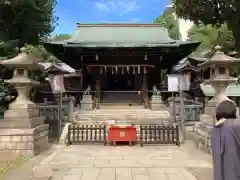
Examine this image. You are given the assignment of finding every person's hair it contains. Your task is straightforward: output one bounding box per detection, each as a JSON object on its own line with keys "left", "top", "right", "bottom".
{"left": 216, "top": 100, "right": 236, "bottom": 121}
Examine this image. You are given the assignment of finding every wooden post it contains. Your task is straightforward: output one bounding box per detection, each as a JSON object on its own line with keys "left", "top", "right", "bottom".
{"left": 80, "top": 70, "right": 83, "bottom": 91}
{"left": 95, "top": 67, "right": 101, "bottom": 109}
{"left": 142, "top": 66, "right": 148, "bottom": 108}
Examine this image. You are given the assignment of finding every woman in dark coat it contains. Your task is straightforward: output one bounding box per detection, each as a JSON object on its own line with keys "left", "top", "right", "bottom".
{"left": 211, "top": 100, "right": 240, "bottom": 180}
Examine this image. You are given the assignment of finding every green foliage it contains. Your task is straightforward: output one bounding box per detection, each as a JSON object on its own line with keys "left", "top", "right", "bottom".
{"left": 0, "top": 0, "right": 58, "bottom": 116}
{"left": 188, "top": 23, "right": 234, "bottom": 55}
{"left": 153, "top": 12, "right": 180, "bottom": 40}
{"left": 52, "top": 34, "right": 71, "bottom": 41}
{"left": 173, "top": 0, "right": 236, "bottom": 25}
{"left": 0, "top": 0, "right": 57, "bottom": 45}
{"left": 173, "top": 0, "right": 240, "bottom": 51}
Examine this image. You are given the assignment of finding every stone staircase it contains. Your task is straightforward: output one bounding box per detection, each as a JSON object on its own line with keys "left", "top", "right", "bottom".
{"left": 61, "top": 106, "right": 177, "bottom": 145}
{"left": 73, "top": 107, "right": 172, "bottom": 125}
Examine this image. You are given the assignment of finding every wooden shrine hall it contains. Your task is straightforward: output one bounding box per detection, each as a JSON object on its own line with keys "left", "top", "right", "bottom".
{"left": 44, "top": 24, "right": 200, "bottom": 107}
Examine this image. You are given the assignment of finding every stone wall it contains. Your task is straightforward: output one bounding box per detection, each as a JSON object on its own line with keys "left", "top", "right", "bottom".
{"left": 0, "top": 124, "right": 49, "bottom": 160}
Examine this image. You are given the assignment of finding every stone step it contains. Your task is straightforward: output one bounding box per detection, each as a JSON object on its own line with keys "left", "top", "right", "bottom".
{"left": 98, "top": 105, "right": 143, "bottom": 109}
{"left": 78, "top": 109, "right": 169, "bottom": 113}
{"left": 73, "top": 118, "right": 172, "bottom": 125}
{"left": 77, "top": 112, "right": 170, "bottom": 115}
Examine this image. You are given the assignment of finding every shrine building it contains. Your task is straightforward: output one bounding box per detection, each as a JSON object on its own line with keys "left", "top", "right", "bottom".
{"left": 44, "top": 24, "right": 200, "bottom": 107}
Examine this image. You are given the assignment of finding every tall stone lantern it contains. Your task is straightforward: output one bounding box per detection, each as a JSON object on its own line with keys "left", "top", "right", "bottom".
{"left": 0, "top": 48, "right": 49, "bottom": 159}
{"left": 199, "top": 49, "right": 240, "bottom": 125}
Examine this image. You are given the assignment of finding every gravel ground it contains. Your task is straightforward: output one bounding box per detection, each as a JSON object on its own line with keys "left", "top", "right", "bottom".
{"left": 0, "top": 158, "right": 30, "bottom": 180}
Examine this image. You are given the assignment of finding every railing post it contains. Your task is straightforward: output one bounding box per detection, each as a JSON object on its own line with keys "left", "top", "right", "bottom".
{"left": 176, "top": 125, "right": 180, "bottom": 147}
{"left": 68, "top": 96, "right": 75, "bottom": 122}
{"left": 104, "top": 125, "right": 107, "bottom": 145}
{"left": 67, "top": 124, "right": 71, "bottom": 145}
{"left": 140, "top": 125, "right": 143, "bottom": 147}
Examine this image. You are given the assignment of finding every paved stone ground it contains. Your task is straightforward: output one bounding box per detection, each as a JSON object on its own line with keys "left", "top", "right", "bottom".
{"left": 4, "top": 141, "right": 212, "bottom": 180}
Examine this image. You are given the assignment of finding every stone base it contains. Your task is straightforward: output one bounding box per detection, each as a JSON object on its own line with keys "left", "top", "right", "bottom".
{"left": 80, "top": 95, "right": 93, "bottom": 110}
{"left": 0, "top": 124, "right": 49, "bottom": 160}
{"left": 0, "top": 116, "right": 45, "bottom": 129}
{"left": 200, "top": 114, "right": 215, "bottom": 126}
{"left": 4, "top": 104, "right": 39, "bottom": 119}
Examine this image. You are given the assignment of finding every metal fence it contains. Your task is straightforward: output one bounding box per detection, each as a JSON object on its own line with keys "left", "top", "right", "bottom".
{"left": 37, "top": 96, "right": 75, "bottom": 142}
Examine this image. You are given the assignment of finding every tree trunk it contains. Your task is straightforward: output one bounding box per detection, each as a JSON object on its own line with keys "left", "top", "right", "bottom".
{"left": 231, "top": 2, "right": 240, "bottom": 57}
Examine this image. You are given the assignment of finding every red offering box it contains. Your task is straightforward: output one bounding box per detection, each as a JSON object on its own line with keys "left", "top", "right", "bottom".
{"left": 108, "top": 126, "right": 137, "bottom": 143}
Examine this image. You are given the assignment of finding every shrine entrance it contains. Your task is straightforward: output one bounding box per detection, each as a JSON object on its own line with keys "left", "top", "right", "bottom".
{"left": 104, "top": 72, "right": 135, "bottom": 91}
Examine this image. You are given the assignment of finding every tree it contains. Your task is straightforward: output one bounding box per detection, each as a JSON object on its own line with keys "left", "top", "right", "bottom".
{"left": 0, "top": 0, "right": 57, "bottom": 47}
{"left": 153, "top": 12, "right": 180, "bottom": 40}
{"left": 173, "top": 0, "right": 240, "bottom": 55}
{"left": 188, "top": 23, "right": 234, "bottom": 55}
{"left": 0, "top": 0, "right": 58, "bottom": 116}
{"left": 52, "top": 34, "right": 71, "bottom": 41}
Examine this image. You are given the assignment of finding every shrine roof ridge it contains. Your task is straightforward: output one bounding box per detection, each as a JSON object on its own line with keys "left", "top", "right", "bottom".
{"left": 76, "top": 23, "right": 165, "bottom": 28}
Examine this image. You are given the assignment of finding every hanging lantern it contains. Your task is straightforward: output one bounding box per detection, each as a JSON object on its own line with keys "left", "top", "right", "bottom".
{"left": 144, "top": 66, "right": 147, "bottom": 74}
{"left": 112, "top": 67, "right": 114, "bottom": 74}
{"left": 95, "top": 54, "right": 99, "bottom": 60}
{"left": 138, "top": 66, "right": 140, "bottom": 74}
{"left": 115, "top": 66, "right": 118, "bottom": 74}
{"left": 104, "top": 66, "right": 107, "bottom": 73}
{"left": 126, "top": 66, "right": 129, "bottom": 73}
{"left": 144, "top": 54, "right": 148, "bottom": 61}
{"left": 133, "top": 66, "right": 135, "bottom": 74}
{"left": 121, "top": 66, "right": 124, "bottom": 74}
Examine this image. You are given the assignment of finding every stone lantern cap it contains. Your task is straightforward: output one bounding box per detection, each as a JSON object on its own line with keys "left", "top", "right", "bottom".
{"left": 199, "top": 51, "right": 240, "bottom": 69}
{"left": 0, "top": 50, "right": 43, "bottom": 70}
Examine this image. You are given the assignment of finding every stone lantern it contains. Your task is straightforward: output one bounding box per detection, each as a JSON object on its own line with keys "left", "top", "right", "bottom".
{"left": 0, "top": 48, "right": 49, "bottom": 159}
{"left": 199, "top": 49, "right": 240, "bottom": 125}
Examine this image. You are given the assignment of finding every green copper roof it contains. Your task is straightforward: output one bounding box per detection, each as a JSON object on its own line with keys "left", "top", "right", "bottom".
{"left": 46, "top": 24, "right": 200, "bottom": 48}
{"left": 200, "top": 84, "right": 240, "bottom": 97}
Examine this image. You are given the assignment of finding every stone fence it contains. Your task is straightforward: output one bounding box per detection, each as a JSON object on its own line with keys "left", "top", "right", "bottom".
{"left": 188, "top": 123, "right": 212, "bottom": 154}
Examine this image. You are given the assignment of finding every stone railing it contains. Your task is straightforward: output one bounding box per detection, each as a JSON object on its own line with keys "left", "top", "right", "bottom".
{"left": 191, "top": 122, "right": 212, "bottom": 154}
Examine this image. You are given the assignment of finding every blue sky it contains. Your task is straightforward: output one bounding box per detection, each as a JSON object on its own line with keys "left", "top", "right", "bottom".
{"left": 53, "top": 0, "right": 169, "bottom": 34}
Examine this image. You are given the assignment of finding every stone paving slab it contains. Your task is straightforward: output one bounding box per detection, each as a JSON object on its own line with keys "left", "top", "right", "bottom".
{"left": 50, "top": 167, "right": 202, "bottom": 180}
{"left": 3, "top": 141, "right": 212, "bottom": 180}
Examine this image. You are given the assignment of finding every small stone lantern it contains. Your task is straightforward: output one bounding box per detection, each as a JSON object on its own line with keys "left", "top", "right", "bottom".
{"left": 199, "top": 49, "right": 240, "bottom": 125}
{"left": 0, "top": 48, "right": 49, "bottom": 158}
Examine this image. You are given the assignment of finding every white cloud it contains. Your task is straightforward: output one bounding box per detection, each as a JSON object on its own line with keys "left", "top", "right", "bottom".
{"left": 94, "top": 2, "right": 111, "bottom": 12}
{"left": 93, "top": 0, "right": 139, "bottom": 15}
{"left": 130, "top": 18, "right": 140, "bottom": 22}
